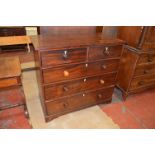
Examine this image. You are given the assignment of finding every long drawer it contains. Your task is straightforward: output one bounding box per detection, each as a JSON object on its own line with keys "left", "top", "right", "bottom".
{"left": 138, "top": 52, "right": 155, "bottom": 64}
{"left": 43, "top": 59, "right": 119, "bottom": 84}
{"left": 0, "top": 77, "right": 21, "bottom": 89}
{"left": 41, "top": 48, "right": 87, "bottom": 67}
{"left": 134, "top": 63, "right": 155, "bottom": 76}
{"left": 130, "top": 73, "right": 155, "bottom": 91}
{"left": 44, "top": 72, "right": 116, "bottom": 100}
{"left": 88, "top": 45, "right": 122, "bottom": 60}
{"left": 142, "top": 43, "right": 155, "bottom": 51}
{"left": 45, "top": 87, "right": 114, "bottom": 115}
{"left": 0, "top": 27, "right": 26, "bottom": 36}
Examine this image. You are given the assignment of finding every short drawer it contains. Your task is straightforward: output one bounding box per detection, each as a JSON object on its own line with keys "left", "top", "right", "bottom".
{"left": 88, "top": 45, "right": 122, "bottom": 60}
{"left": 44, "top": 72, "right": 117, "bottom": 100}
{"left": 45, "top": 87, "right": 114, "bottom": 115}
{"left": 130, "top": 73, "right": 155, "bottom": 91}
{"left": 43, "top": 59, "right": 119, "bottom": 84}
{"left": 41, "top": 48, "right": 87, "bottom": 67}
{"left": 0, "top": 77, "right": 20, "bottom": 89}
{"left": 134, "top": 63, "right": 155, "bottom": 76}
{"left": 138, "top": 52, "right": 155, "bottom": 64}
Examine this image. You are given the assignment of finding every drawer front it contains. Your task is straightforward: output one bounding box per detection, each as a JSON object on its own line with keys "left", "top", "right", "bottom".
{"left": 130, "top": 74, "right": 155, "bottom": 91}
{"left": 44, "top": 72, "right": 116, "bottom": 100}
{"left": 142, "top": 43, "right": 155, "bottom": 51}
{"left": 0, "top": 77, "right": 19, "bottom": 89}
{"left": 41, "top": 48, "right": 87, "bottom": 67}
{"left": 138, "top": 53, "right": 155, "bottom": 64}
{"left": 145, "top": 27, "right": 155, "bottom": 43}
{"left": 43, "top": 59, "right": 119, "bottom": 84}
{"left": 88, "top": 45, "right": 122, "bottom": 60}
{"left": 0, "top": 28, "right": 13, "bottom": 36}
{"left": 134, "top": 63, "right": 155, "bottom": 76}
{"left": 45, "top": 87, "right": 114, "bottom": 115}
{"left": 0, "top": 28, "right": 25, "bottom": 36}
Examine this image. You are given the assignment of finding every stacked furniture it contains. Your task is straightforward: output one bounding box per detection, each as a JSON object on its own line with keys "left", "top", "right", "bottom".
{"left": 0, "top": 57, "right": 30, "bottom": 128}
{"left": 0, "top": 26, "right": 40, "bottom": 51}
{"left": 0, "top": 27, "right": 26, "bottom": 51}
{"left": 0, "top": 27, "right": 26, "bottom": 36}
{"left": 0, "top": 36, "right": 31, "bottom": 52}
{"left": 31, "top": 34, "right": 124, "bottom": 121}
{"left": 117, "top": 26, "right": 155, "bottom": 100}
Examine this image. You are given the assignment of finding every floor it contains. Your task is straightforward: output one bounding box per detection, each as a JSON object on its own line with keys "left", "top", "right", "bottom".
{"left": 0, "top": 88, "right": 31, "bottom": 129}
{"left": 101, "top": 89, "right": 155, "bottom": 128}
{"left": 1, "top": 69, "right": 155, "bottom": 129}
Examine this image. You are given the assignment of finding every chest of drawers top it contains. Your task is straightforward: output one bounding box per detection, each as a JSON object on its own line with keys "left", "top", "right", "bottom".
{"left": 31, "top": 34, "right": 124, "bottom": 51}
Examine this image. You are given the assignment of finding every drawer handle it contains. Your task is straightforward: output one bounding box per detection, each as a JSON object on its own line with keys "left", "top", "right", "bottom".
{"left": 148, "top": 55, "right": 153, "bottom": 62}
{"left": 63, "top": 86, "right": 69, "bottom": 92}
{"left": 101, "top": 65, "right": 107, "bottom": 69}
{"left": 100, "top": 79, "right": 105, "bottom": 84}
{"left": 98, "top": 94, "right": 102, "bottom": 99}
{"left": 85, "top": 63, "right": 88, "bottom": 68}
{"left": 82, "top": 93, "right": 86, "bottom": 97}
{"left": 64, "top": 70, "right": 69, "bottom": 77}
{"left": 144, "top": 70, "right": 149, "bottom": 74}
{"left": 138, "top": 81, "right": 145, "bottom": 85}
{"left": 63, "top": 103, "right": 68, "bottom": 108}
{"left": 63, "top": 50, "right": 68, "bottom": 59}
{"left": 103, "top": 47, "right": 110, "bottom": 55}
{"left": 83, "top": 78, "right": 87, "bottom": 82}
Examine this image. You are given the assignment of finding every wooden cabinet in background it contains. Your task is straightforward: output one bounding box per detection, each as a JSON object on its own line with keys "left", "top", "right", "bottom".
{"left": 0, "top": 27, "right": 26, "bottom": 36}
{"left": 31, "top": 34, "right": 124, "bottom": 122}
{"left": 117, "top": 26, "right": 155, "bottom": 100}
{"left": 0, "top": 57, "right": 29, "bottom": 117}
{"left": 117, "top": 26, "right": 155, "bottom": 50}
{"left": 0, "top": 27, "right": 26, "bottom": 51}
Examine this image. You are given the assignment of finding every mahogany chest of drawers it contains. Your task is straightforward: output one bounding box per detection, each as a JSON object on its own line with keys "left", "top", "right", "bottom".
{"left": 31, "top": 34, "right": 124, "bottom": 121}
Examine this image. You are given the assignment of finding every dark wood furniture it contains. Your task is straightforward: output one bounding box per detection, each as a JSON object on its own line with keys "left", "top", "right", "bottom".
{"left": 0, "top": 26, "right": 39, "bottom": 52}
{"left": 39, "top": 26, "right": 97, "bottom": 35}
{"left": 0, "top": 27, "right": 26, "bottom": 36}
{"left": 31, "top": 34, "right": 124, "bottom": 122}
{"left": 0, "top": 57, "right": 28, "bottom": 117}
{"left": 0, "top": 27, "right": 26, "bottom": 51}
{"left": 117, "top": 26, "right": 155, "bottom": 100}
{"left": 117, "top": 26, "right": 155, "bottom": 50}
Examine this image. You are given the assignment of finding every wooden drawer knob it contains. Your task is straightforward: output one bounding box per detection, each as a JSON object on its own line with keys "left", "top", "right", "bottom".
{"left": 83, "top": 78, "right": 87, "bottom": 82}
{"left": 144, "top": 70, "right": 149, "bottom": 74}
{"left": 63, "top": 103, "right": 68, "bottom": 108}
{"left": 63, "top": 86, "right": 69, "bottom": 92}
{"left": 85, "top": 63, "right": 88, "bottom": 68}
{"left": 98, "top": 94, "right": 102, "bottom": 99}
{"left": 101, "top": 65, "right": 107, "bottom": 69}
{"left": 148, "top": 55, "right": 153, "bottom": 62}
{"left": 64, "top": 70, "right": 69, "bottom": 77}
{"left": 100, "top": 79, "right": 105, "bottom": 84}
{"left": 82, "top": 93, "right": 86, "bottom": 97}
{"left": 138, "top": 81, "right": 145, "bottom": 85}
